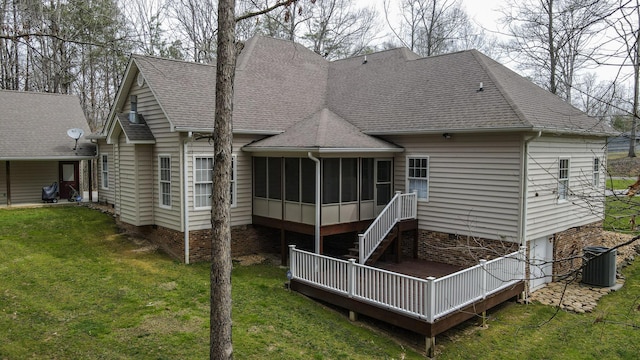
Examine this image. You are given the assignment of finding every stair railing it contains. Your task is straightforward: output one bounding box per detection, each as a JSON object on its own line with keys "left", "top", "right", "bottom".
{"left": 358, "top": 191, "right": 417, "bottom": 263}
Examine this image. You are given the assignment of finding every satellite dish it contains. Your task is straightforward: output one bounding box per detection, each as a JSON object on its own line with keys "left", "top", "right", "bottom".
{"left": 67, "top": 128, "right": 84, "bottom": 150}
{"left": 67, "top": 128, "right": 84, "bottom": 140}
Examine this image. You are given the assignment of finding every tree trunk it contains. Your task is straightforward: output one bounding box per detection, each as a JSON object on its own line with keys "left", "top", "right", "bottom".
{"left": 210, "top": 0, "right": 236, "bottom": 359}
{"left": 629, "top": 23, "right": 640, "bottom": 158}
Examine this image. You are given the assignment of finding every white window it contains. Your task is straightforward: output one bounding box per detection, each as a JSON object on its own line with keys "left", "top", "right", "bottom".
{"left": 231, "top": 155, "right": 237, "bottom": 208}
{"left": 558, "top": 158, "right": 570, "bottom": 201}
{"left": 101, "top": 154, "right": 109, "bottom": 189}
{"left": 194, "top": 155, "right": 236, "bottom": 209}
{"left": 159, "top": 155, "right": 171, "bottom": 208}
{"left": 195, "top": 157, "right": 214, "bottom": 208}
{"left": 407, "top": 157, "right": 429, "bottom": 200}
{"left": 593, "top": 157, "right": 600, "bottom": 187}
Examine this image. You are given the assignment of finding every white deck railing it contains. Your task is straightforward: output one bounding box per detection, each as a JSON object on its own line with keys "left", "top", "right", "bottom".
{"left": 358, "top": 191, "right": 417, "bottom": 264}
{"left": 289, "top": 246, "right": 525, "bottom": 323}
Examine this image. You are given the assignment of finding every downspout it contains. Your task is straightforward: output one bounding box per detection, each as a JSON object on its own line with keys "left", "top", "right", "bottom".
{"left": 308, "top": 152, "right": 320, "bottom": 253}
{"left": 520, "top": 131, "right": 542, "bottom": 247}
{"left": 183, "top": 132, "right": 193, "bottom": 264}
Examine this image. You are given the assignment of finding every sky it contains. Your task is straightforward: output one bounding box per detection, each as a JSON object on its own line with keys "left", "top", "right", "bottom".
{"left": 361, "top": 0, "right": 626, "bottom": 83}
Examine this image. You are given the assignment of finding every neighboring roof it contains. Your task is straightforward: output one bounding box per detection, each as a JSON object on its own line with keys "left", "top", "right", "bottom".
{"left": 244, "top": 108, "right": 402, "bottom": 153}
{"left": 0, "top": 90, "right": 95, "bottom": 160}
{"left": 101, "top": 35, "right": 611, "bottom": 150}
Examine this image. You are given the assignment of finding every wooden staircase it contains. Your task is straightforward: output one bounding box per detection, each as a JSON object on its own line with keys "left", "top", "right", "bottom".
{"left": 345, "top": 219, "right": 417, "bottom": 266}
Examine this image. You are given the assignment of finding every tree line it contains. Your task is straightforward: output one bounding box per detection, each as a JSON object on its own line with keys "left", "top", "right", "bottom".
{"left": 1, "top": 0, "right": 639, "bottom": 152}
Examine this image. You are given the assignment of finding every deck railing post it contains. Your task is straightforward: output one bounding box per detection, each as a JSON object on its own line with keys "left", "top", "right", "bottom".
{"left": 358, "top": 234, "right": 365, "bottom": 264}
{"left": 347, "top": 259, "right": 356, "bottom": 298}
{"left": 519, "top": 246, "right": 527, "bottom": 280}
{"left": 288, "top": 245, "right": 296, "bottom": 278}
{"left": 395, "top": 191, "right": 401, "bottom": 221}
{"left": 426, "top": 276, "right": 436, "bottom": 323}
{"left": 412, "top": 190, "right": 418, "bottom": 218}
{"left": 480, "top": 259, "right": 487, "bottom": 299}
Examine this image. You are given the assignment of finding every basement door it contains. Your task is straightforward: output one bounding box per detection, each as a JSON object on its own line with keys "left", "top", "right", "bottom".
{"left": 529, "top": 236, "right": 554, "bottom": 292}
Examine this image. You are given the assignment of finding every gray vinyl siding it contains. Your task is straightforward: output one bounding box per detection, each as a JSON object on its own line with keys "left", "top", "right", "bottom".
{"left": 117, "top": 139, "right": 138, "bottom": 224}
{"left": 98, "top": 142, "right": 115, "bottom": 205}
{"left": 188, "top": 134, "right": 258, "bottom": 230}
{"left": 0, "top": 161, "right": 57, "bottom": 204}
{"left": 118, "top": 76, "right": 182, "bottom": 231}
{"left": 526, "top": 135, "right": 606, "bottom": 240}
{"left": 387, "top": 133, "right": 523, "bottom": 242}
{"left": 136, "top": 145, "right": 154, "bottom": 224}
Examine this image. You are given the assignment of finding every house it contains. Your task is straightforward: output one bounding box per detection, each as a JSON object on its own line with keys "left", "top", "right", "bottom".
{"left": 0, "top": 90, "right": 96, "bottom": 206}
{"left": 607, "top": 131, "right": 639, "bottom": 153}
{"left": 92, "top": 36, "right": 611, "bottom": 294}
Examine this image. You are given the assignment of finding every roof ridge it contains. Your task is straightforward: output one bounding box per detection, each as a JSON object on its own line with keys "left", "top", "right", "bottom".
{"left": 468, "top": 50, "right": 532, "bottom": 128}
{"left": 132, "top": 54, "right": 216, "bottom": 68}
{"left": 0, "top": 89, "right": 79, "bottom": 98}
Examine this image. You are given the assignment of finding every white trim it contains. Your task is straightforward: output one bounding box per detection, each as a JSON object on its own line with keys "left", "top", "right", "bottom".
{"left": 406, "top": 155, "right": 429, "bottom": 202}
{"left": 158, "top": 154, "right": 172, "bottom": 209}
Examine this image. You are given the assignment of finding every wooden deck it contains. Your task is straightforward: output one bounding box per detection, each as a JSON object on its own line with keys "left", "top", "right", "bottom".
{"left": 289, "top": 256, "right": 525, "bottom": 356}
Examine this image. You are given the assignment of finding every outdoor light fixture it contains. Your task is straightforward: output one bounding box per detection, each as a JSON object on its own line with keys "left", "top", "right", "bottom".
{"left": 443, "top": 133, "right": 452, "bottom": 139}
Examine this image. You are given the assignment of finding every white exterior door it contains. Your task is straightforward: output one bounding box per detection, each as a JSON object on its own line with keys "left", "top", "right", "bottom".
{"left": 529, "top": 236, "right": 554, "bottom": 292}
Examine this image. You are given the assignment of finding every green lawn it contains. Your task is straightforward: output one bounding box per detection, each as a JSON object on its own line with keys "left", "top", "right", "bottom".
{"left": 435, "top": 258, "right": 640, "bottom": 359}
{"left": 0, "top": 206, "right": 421, "bottom": 359}
{"left": 2, "top": 206, "right": 640, "bottom": 359}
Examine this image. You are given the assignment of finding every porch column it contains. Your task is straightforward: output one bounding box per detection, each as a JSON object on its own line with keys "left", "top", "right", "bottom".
{"left": 5, "top": 161, "right": 10, "bottom": 206}
{"left": 88, "top": 159, "right": 93, "bottom": 202}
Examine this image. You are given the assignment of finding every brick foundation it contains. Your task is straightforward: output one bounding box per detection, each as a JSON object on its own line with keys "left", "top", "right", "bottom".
{"left": 552, "top": 222, "right": 604, "bottom": 280}
{"left": 116, "top": 219, "right": 280, "bottom": 263}
{"left": 414, "top": 230, "right": 520, "bottom": 268}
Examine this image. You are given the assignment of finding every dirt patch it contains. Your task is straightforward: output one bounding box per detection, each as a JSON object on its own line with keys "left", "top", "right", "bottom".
{"left": 608, "top": 157, "right": 640, "bottom": 177}
{"left": 233, "top": 253, "right": 280, "bottom": 266}
{"left": 599, "top": 230, "right": 638, "bottom": 267}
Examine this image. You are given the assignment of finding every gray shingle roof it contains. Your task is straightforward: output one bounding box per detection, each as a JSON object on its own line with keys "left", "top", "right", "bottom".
{"left": 109, "top": 36, "right": 611, "bottom": 150}
{"left": 327, "top": 49, "right": 611, "bottom": 135}
{"left": 0, "top": 90, "right": 95, "bottom": 160}
{"left": 132, "top": 55, "right": 217, "bottom": 131}
{"left": 116, "top": 113, "right": 156, "bottom": 143}
{"left": 244, "top": 108, "right": 401, "bottom": 152}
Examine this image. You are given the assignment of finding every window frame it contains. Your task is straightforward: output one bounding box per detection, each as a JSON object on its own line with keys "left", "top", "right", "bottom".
{"left": 194, "top": 155, "right": 214, "bottom": 210}
{"left": 592, "top": 157, "right": 600, "bottom": 188}
{"left": 558, "top": 157, "right": 570, "bottom": 202}
{"left": 406, "top": 156, "right": 429, "bottom": 201}
{"left": 193, "top": 154, "right": 237, "bottom": 210}
{"left": 100, "top": 153, "right": 109, "bottom": 190}
{"left": 159, "top": 155, "right": 171, "bottom": 209}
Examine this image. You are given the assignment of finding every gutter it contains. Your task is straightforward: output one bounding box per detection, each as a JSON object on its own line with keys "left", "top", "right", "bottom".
{"left": 244, "top": 147, "right": 404, "bottom": 154}
{"left": 520, "top": 131, "right": 542, "bottom": 247}
{"left": 364, "top": 127, "right": 612, "bottom": 138}
{"left": 307, "top": 152, "right": 321, "bottom": 254}
{"left": 183, "top": 132, "right": 193, "bottom": 264}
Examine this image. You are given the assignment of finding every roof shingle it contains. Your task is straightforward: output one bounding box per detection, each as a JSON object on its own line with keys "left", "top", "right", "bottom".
{"left": 0, "top": 90, "right": 95, "bottom": 159}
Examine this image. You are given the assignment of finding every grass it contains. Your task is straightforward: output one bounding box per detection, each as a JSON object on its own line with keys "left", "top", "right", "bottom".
{"left": 0, "top": 206, "right": 421, "bottom": 359}
{"left": 435, "top": 259, "right": 640, "bottom": 359}
{"left": 606, "top": 177, "right": 634, "bottom": 191}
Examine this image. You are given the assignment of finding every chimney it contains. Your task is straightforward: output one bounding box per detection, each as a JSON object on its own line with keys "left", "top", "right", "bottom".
{"left": 129, "top": 95, "right": 138, "bottom": 123}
